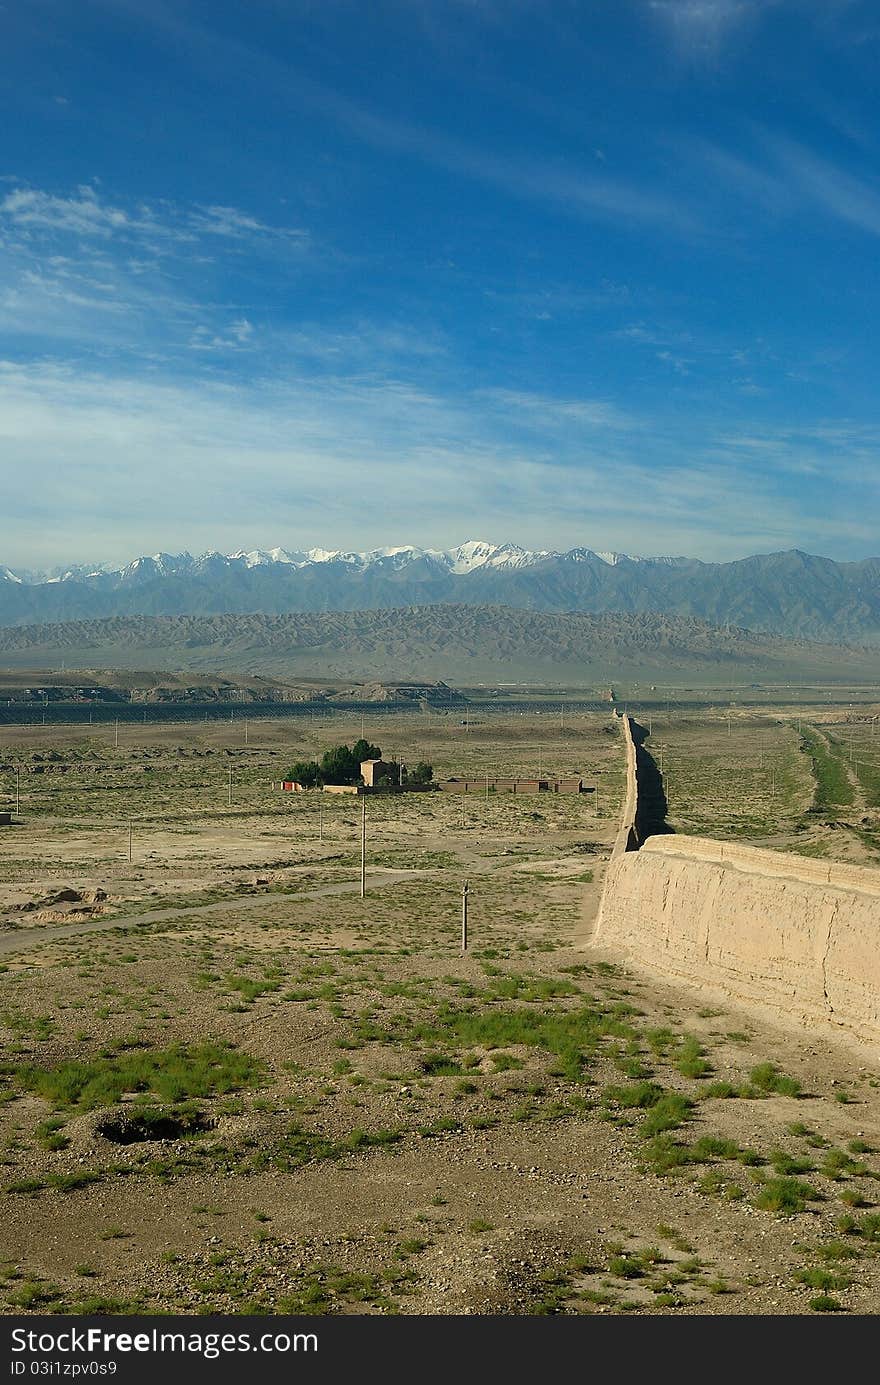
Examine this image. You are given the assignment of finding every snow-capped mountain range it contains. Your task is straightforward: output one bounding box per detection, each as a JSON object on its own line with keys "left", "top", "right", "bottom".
{"left": 1, "top": 541, "right": 878, "bottom": 645}
{"left": 0, "top": 539, "right": 671, "bottom": 587}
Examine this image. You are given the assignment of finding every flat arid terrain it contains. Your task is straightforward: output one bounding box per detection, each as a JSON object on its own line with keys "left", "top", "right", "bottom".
{"left": 1, "top": 697, "right": 879, "bottom": 1315}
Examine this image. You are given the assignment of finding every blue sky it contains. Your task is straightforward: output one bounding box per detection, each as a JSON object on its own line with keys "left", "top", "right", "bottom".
{"left": 2, "top": 0, "right": 880, "bottom": 567}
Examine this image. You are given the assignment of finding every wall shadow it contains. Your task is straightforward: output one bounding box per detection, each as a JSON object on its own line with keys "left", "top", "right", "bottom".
{"left": 630, "top": 720, "right": 673, "bottom": 843}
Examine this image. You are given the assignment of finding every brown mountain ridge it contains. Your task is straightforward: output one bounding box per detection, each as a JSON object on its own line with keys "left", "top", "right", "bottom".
{"left": 0, "top": 606, "right": 876, "bottom": 684}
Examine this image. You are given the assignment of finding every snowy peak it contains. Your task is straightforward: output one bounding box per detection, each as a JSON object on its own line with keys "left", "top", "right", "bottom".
{"left": 229, "top": 548, "right": 301, "bottom": 569}
{"left": 121, "top": 552, "right": 195, "bottom": 582}
{"left": 0, "top": 539, "right": 671, "bottom": 586}
{"left": 447, "top": 540, "right": 548, "bottom": 573}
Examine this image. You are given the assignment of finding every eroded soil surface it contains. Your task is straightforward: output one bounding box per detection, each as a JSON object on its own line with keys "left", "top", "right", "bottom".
{"left": 0, "top": 708, "right": 878, "bottom": 1316}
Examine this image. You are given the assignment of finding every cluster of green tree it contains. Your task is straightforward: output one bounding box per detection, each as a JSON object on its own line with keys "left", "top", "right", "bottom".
{"left": 286, "top": 739, "right": 433, "bottom": 789}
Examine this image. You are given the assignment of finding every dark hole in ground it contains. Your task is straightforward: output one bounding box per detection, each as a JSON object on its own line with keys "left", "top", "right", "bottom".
{"left": 96, "top": 1109, "right": 215, "bottom": 1144}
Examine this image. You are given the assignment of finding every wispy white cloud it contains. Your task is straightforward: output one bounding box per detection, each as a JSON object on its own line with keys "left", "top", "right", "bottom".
{"left": 0, "top": 359, "right": 876, "bottom": 568}
{"left": 762, "top": 132, "right": 880, "bottom": 236}
{"left": 0, "top": 185, "right": 134, "bottom": 237}
{"left": 477, "top": 388, "right": 633, "bottom": 431}
{"left": 683, "top": 128, "right": 880, "bottom": 239}
{"left": 0, "top": 182, "right": 308, "bottom": 249}
{"left": 186, "top": 203, "right": 310, "bottom": 246}
{"left": 336, "top": 105, "right": 700, "bottom": 235}
{"left": 0, "top": 181, "right": 314, "bottom": 366}
{"left": 648, "top": 0, "right": 767, "bottom": 60}
{"left": 188, "top": 318, "right": 256, "bottom": 352}
{"left": 656, "top": 349, "right": 691, "bottom": 375}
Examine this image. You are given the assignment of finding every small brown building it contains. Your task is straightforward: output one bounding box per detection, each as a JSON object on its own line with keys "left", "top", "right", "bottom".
{"left": 360, "top": 759, "right": 400, "bottom": 787}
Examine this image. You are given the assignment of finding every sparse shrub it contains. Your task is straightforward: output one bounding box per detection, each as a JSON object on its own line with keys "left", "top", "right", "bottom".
{"left": 752, "top": 1175, "right": 821, "bottom": 1214}
{"left": 839, "top": 1189, "right": 867, "bottom": 1209}
{"left": 809, "top": 1294, "right": 845, "bottom": 1312}
{"left": 858, "top": 1213, "right": 880, "bottom": 1242}
{"left": 602, "top": 1080, "right": 664, "bottom": 1109}
{"left": 794, "top": 1268, "right": 851, "bottom": 1291}
{"left": 814, "top": 1241, "right": 859, "bottom": 1261}
{"left": 674, "top": 1036, "right": 712, "bottom": 1079}
{"left": 10, "top": 1042, "right": 263, "bottom": 1110}
{"left": 749, "top": 1063, "right": 802, "bottom": 1098}
{"left": 34, "top": 1118, "right": 69, "bottom": 1151}
{"left": 769, "top": 1150, "right": 815, "bottom": 1176}
{"left": 704, "top": 1081, "right": 739, "bottom": 1099}
{"left": 640, "top": 1093, "right": 694, "bottom": 1137}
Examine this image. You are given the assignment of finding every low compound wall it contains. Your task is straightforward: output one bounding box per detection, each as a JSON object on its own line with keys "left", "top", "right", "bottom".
{"left": 594, "top": 718, "right": 880, "bottom": 1050}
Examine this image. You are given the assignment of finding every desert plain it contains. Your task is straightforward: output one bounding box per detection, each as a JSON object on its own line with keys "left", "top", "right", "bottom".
{"left": 0, "top": 693, "right": 879, "bottom": 1315}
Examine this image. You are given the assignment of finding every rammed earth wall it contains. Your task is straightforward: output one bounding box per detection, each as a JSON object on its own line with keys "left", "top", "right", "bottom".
{"left": 595, "top": 715, "right": 880, "bottom": 1050}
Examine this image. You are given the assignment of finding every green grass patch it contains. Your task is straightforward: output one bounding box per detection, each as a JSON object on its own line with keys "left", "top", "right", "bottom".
{"left": 748, "top": 1063, "right": 802, "bottom": 1098}
{"left": 602, "top": 1080, "right": 664, "bottom": 1109}
{"left": 252, "top": 1123, "right": 402, "bottom": 1173}
{"left": 794, "top": 1268, "right": 851, "bottom": 1292}
{"left": 674, "top": 1036, "right": 712, "bottom": 1079}
{"left": 809, "top": 1294, "right": 845, "bottom": 1312}
{"left": 34, "top": 1118, "right": 70, "bottom": 1151}
{"left": 752, "top": 1175, "right": 821, "bottom": 1214}
{"left": 6, "top": 1042, "right": 264, "bottom": 1110}
{"left": 640, "top": 1094, "right": 694, "bottom": 1137}
{"left": 800, "top": 729, "right": 854, "bottom": 811}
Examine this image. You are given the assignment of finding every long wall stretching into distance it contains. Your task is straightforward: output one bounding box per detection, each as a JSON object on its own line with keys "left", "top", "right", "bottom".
{"left": 610, "top": 711, "right": 639, "bottom": 858}
{"left": 595, "top": 716, "right": 880, "bottom": 1050}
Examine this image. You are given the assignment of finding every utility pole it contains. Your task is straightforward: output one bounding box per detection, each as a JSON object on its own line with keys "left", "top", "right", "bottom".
{"left": 128, "top": 821, "right": 133, "bottom": 864}
{"left": 227, "top": 766, "right": 232, "bottom": 808}
{"left": 461, "top": 880, "right": 469, "bottom": 953}
{"left": 319, "top": 799, "right": 324, "bottom": 844}
{"left": 15, "top": 766, "right": 20, "bottom": 816}
{"left": 115, "top": 719, "right": 119, "bottom": 750}
{"left": 245, "top": 720, "right": 249, "bottom": 746}
{"left": 360, "top": 797, "right": 366, "bottom": 898}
